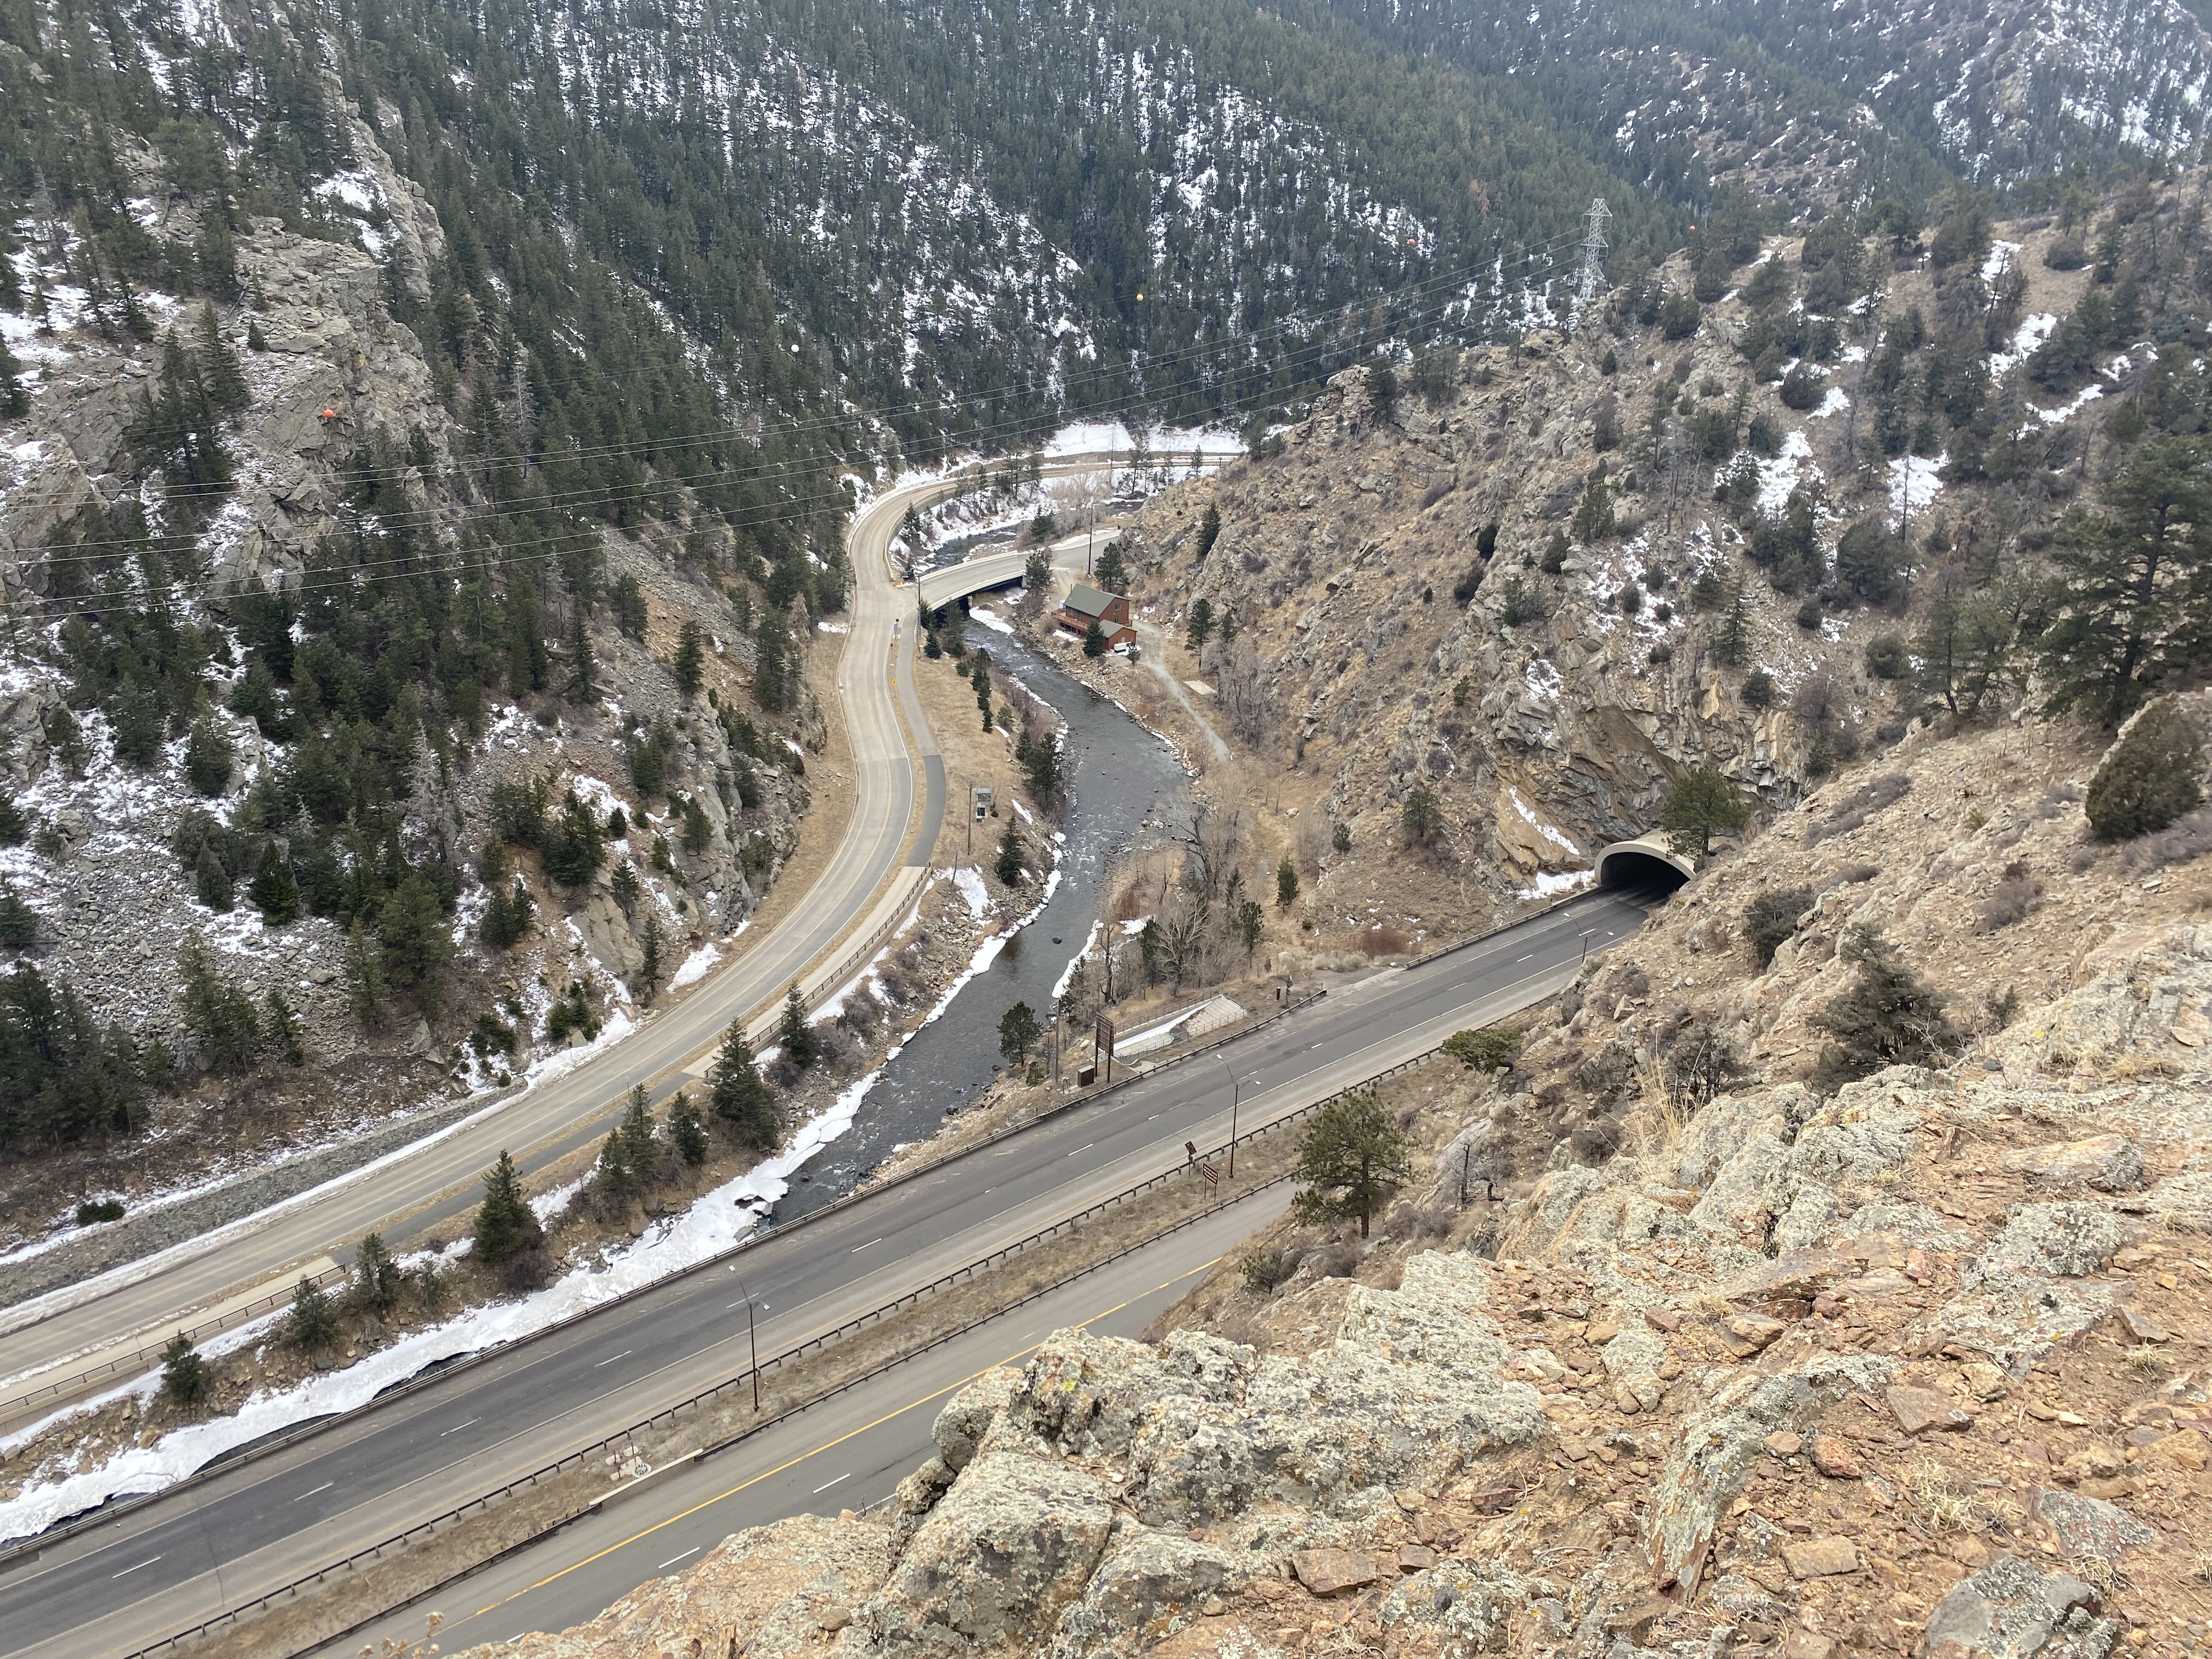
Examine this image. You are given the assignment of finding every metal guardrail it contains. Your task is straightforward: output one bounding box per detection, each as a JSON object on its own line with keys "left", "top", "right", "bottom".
{"left": 1, "top": 873, "right": 928, "bottom": 1434}
{"left": 119, "top": 959, "right": 1594, "bottom": 1659}
{"left": 0, "top": 1262, "right": 352, "bottom": 1429}
{"left": 0, "top": 977, "right": 1327, "bottom": 1573}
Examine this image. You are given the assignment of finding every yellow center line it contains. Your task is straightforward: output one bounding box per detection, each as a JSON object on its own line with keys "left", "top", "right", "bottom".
{"left": 454, "top": 1254, "right": 1222, "bottom": 1628}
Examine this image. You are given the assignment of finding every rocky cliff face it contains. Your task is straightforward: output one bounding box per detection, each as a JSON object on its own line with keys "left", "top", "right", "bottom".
{"left": 0, "top": 77, "right": 816, "bottom": 1231}
{"left": 461, "top": 714, "right": 2212, "bottom": 1659}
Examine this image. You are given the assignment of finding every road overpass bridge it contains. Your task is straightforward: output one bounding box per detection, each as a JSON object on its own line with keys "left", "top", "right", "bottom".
{"left": 914, "top": 547, "right": 1031, "bottom": 614}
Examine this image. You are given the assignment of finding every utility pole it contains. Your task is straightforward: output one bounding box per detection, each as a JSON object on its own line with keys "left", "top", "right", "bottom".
{"left": 1217, "top": 1054, "right": 1244, "bottom": 1179}
{"left": 1573, "top": 197, "right": 1612, "bottom": 317}
{"left": 737, "top": 1278, "right": 760, "bottom": 1411}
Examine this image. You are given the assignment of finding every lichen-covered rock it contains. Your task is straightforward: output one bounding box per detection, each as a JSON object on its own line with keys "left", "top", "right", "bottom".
{"left": 1646, "top": 1356, "right": 1892, "bottom": 1593}
{"left": 1998, "top": 1136, "right": 2145, "bottom": 1193}
{"left": 1978, "top": 1203, "right": 2130, "bottom": 1280}
{"left": 1042, "top": 1527, "right": 1241, "bottom": 1657}
{"left": 456, "top": 1513, "right": 888, "bottom": 1659}
{"left": 1376, "top": 1559, "right": 1529, "bottom": 1657}
{"left": 1922, "top": 1554, "right": 2118, "bottom": 1658}
{"left": 859, "top": 1451, "right": 1116, "bottom": 1655}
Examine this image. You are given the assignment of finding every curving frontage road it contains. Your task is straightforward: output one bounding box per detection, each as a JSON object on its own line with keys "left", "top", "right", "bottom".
{"left": 0, "top": 461, "right": 1045, "bottom": 1407}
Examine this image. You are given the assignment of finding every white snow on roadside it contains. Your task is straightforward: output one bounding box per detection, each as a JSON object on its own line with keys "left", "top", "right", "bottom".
{"left": 669, "top": 943, "right": 720, "bottom": 990}
{"left": 1520, "top": 870, "right": 1595, "bottom": 900}
{"left": 0, "top": 1009, "right": 637, "bottom": 1345}
{"left": 0, "top": 1066, "right": 887, "bottom": 1543}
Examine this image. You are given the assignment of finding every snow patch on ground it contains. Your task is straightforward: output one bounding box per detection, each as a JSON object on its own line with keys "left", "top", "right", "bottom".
{"left": 1807, "top": 386, "right": 1851, "bottom": 420}
{"left": 669, "top": 943, "right": 720, "bottom": 990}
{"left": 1888, "top": 453, "right": 1946, "bottom": 520}
{"left": 2029, "top": 383, "right": 2105, "bottom": 426}
{"left": 1521, "top": 870, "right": 1595, "bottom": 900}
{"left": 1506, "top": 787, "right": 1582, "bottom": 858}
{"left": 968, "top": 606, "right": 1015, "bottom": 635}
{"left": 1991, "top": 313, "right": 2057, "bottom": 377}
{"left": 948, "top": 866, "right": 991, "bottom": 922}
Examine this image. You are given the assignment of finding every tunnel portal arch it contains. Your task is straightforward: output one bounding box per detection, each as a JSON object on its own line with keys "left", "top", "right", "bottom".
{"left": 1594, "top": 835, "right": 1695, "bottom": 895}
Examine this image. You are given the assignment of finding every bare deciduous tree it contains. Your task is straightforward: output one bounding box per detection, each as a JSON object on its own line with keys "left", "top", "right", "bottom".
{"left": 1212, "top": 639, "right": 1273, "bottom": 747}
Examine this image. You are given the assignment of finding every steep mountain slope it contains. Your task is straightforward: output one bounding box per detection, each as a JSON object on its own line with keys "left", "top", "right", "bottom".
{"left": 1092, "top": 168, "right": 2212, "bottom": 961}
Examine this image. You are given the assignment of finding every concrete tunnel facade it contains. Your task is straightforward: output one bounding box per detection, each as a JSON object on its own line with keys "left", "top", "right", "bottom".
{"left": 1593, "top": 833, "right": 1696, "bottom": 894}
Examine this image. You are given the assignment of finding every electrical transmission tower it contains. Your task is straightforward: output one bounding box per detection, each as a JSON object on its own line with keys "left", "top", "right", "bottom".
{"left": 1573, "top": 196, "right": 1612, "bottom": 312}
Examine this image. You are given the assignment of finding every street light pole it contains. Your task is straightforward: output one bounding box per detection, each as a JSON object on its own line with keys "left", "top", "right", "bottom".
{"left": 738, "top": 1278, "right": 760, "bottom": 1411}
{"left": 1217, "top": 1054, "right": 1242, "bottom": 1179}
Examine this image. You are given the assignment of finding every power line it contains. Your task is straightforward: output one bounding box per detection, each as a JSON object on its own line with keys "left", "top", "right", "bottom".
{"left": 31, "top": 228, "right": 1601, "bottom": 578}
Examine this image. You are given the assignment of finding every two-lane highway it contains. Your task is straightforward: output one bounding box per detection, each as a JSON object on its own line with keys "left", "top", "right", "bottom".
{"left": 0, "top": 882, "right": 1655, "bottom": 1656}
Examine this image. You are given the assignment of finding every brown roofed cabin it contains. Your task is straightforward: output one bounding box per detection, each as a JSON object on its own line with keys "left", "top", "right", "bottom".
{"left": 1054, "top": 583, "right": 1135, "bottom": 647}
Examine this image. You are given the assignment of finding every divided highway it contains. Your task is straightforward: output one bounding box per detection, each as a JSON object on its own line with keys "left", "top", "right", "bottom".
{"left": 326, "top": 1187, "right": 1296, "bottom": 1656}
{"left": 0, "top": 883, "right": 1655, "bottom": 1657}
{"left": 0, "top": 458, "right": 1108, "bottom": 1405}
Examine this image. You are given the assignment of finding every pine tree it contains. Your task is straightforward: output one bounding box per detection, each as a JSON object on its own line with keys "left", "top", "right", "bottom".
{"left": 349, "top": 1233, "right": 400, "bottom": 1316}
{"left": 112, "top": 683, "right": 160, "bottom": 769}
{"left": 0, "top": 334, "right": 25, "bottom": 419}
{"left": 195, "top": 842, "right": 234, "bottom": 911}
{"left": 378, "top": 873, "right": 452, "bottom": 1005}
{"left": 567, "top": 609, "right": 600, "bottom": 703}
{"left": 995, "top": 823, "right": 1025, "bottom": 885}
{"left": 343, "top": 916, "right": 389, "bottom": 1027}
{"left": 264, "top": 989, "right": 304, "bottom": 1064}
{"left": 2039, "top": 436, "right": 2212, "bottom": 726}
{"left": 710, "top": 1020, "right": 777, "bottom": 1149}
{"left": 183, "top": 716, "right": 233, "bottom": 797}
{"left": 1661, "top": 767, "right": 1751, "bottom": 856}
{"left": 2085, "top": 697, "right": 2205, "bottom": 840}
{"left": 0, "top": 886, "right": 38, "bottom": 949}
{"left": 193, "top": 303, "right": 247, "bottom": 413}
{"left": 672, "top": 620, "right": 706, "bottom": 698}
{"left": 635, "top": 912, "right": 664, "bottom": 1002}
{"left": 597, "top": 1122, "right": 637, "bottom": 1194}
{"left": 1570, "top": 471, "right": 1616, "bottom": 543}
{"left": 998, "top": 1000, "right": 1041, "bottom": 1064}
{"left": 1276, "top": 855, "right": 1299, "bottom": 907}
{"left": 667, "top": 1088, "right": 709, "bottom": 1164}
{"left": 178, "top": 935, "right": 260, "bottom": 1073}
{"left": 250, "top": 842, "right": 298, "bottom": 924}
{"left": 1290, "top": 1090, "right": 1411, "bottom": 1239}
{"left": 1186, "top": 597, "right": 1214, "bottom": 648}
{"left": 1712, "top": 583, "right": 1752, "bottom": 667}
{"left": 1082, "top": 618, "right": 1107, "bottom": 657}
{"left": 1195, "top": 503, "right": 1222, "bottom": 560}
{"left": 473, "top": 1150, "right": 541, "bottom": 1265}
{"left": 1809, "top": 928, "right": 1960, "bottom": 1094}
{"left": 161, "top": 1334, "right": 211, "bottom": 1405}
{"left": 619, "top": 1084, "right": 659, "bottom": 1175}
{"left": 778, "top": 983, "right": 820, "bottom": 1067}
{"left": 288, "top": 1276, "right": 339, "bottom": 1350}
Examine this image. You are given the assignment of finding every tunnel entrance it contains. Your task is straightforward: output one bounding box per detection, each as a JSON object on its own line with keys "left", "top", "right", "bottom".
{"left": 1594, "top": 840, "right": 1694, "bottom": 895}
